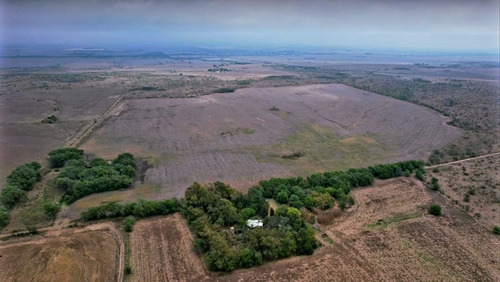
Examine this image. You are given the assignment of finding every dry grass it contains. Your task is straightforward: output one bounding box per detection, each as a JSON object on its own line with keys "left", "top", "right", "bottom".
{"left": 0, "top": 226, "right": 121, "bottom": 281}
{"left": 427, "top": 154, "right": 500, "bottom": 229}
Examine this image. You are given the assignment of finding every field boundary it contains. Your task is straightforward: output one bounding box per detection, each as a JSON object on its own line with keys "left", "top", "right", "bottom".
{"left": 425, "top": 152, "right": 500, "bottom": 169}
{"left": 66, "top": 95, "right": 124, "bottom": 148}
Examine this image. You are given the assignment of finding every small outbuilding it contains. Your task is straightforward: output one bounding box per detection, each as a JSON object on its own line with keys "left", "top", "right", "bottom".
{"left": 246, "top": 219, "right": 263, "bottom": 228}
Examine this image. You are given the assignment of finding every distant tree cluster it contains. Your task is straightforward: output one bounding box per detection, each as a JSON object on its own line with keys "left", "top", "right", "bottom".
{"left": 0, "top": 162, "right": 42, "bottom": 229}
{"left": 52, "top": 149, "right": 137, "bottom": 203}
{"left": 81, "top": 198, "right": 179, "bottom": 221}
{"left": 183, "top": 181, "right": 318, "bottom": 272}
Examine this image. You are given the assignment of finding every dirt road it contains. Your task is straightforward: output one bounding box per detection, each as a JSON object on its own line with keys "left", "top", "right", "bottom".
{"left": 425, "top": 152, "right": 500, "bottom": 169}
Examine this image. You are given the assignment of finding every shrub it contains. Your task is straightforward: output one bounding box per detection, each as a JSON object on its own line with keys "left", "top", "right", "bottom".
{"left": 0, "top": 207, "right": 10, "bottom": 229}
{"left": 41, "top": 115, "right": 59, "bottom": 124}
{"left": 431, "top": 177, "right": 440, "bottom": 191}
{"left": 42, "top": 202, "right": 61, "bottom": 219}
{"left": 429, "top": 204, "right": 442, "bottom": 216}
{"left": 493, "top": 226, "right": 500, "bottom": 235}
{"left": 125, "top": 264, "right": 132, "bottom": 275}
{"left": 415, "top": 169, "right": 425, "bottom": 181}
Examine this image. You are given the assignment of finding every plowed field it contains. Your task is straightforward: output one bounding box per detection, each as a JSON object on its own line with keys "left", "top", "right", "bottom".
{"left": 74, "top": 84, "right": 460, "bottom": 215}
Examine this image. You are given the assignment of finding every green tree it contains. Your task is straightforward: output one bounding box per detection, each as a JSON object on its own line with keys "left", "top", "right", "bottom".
{"left": 1, "top": 186, "right": 26, "bottom": 208}
{"left": 43, "top": 202, "right": 61, "bottom": 219}
{"left": 275, "top": 190, "right": 289, "bottom": 204}
{"left": 239, "top": 207, "right": 256, "bottom": 221}
{"left": 289, "top": 194, "right": 304, "bottom": 209}
{"left": 312, "top": 192, "right": 335, "bottom": 210}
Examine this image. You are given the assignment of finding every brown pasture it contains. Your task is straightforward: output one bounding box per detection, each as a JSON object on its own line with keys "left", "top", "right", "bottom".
{"left": 74, "top": 84, "right": 460, "bottom": 215}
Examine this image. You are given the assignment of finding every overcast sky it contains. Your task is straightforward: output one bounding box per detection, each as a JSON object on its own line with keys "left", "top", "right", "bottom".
{"left": 1, "top": 0, "right": 499, "bottom": 52}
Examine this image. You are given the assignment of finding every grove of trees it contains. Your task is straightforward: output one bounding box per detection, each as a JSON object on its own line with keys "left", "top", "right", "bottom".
{"left": 52, "top": 149, "right": 137, "bottom": 203}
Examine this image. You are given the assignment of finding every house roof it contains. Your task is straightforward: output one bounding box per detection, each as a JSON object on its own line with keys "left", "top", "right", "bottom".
{"left": 247, "top": 219, "right": 263, "bottom": 228}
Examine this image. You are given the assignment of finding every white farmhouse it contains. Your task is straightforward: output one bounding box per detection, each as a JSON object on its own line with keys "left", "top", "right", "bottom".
{"left": 246, "top": 219, "right": 263, "bottom": 228}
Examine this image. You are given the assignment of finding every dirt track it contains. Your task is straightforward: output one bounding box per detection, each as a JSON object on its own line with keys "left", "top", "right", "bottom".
{"left": 425, "top": 152, "right": 500, "bottom": 169}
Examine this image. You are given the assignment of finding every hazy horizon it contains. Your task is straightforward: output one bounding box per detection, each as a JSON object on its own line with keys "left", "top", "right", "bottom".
{"left": 1, "top": 0, "right": 499, "bottom": 53}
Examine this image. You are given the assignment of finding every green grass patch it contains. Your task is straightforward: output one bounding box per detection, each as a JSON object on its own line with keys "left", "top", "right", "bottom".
{"left": 368, "top": 212, "right": 422, "bottom": 230}
{"left": 248, "top": 123, "right": 393, "bottom": 176}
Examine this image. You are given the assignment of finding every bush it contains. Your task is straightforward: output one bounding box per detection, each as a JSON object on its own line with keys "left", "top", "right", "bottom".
{"left": 123, "top": 216, "right": 135, "bottom": 232}
{"left": 429, "top": 204, "right": 442, "bottom": 216}
{"left": 415, "top": 169, "right": 425, "bottom": 181}
{"left": 0, "top": 207, "right": 10, "bottom": 229}
{"left": 493, "top": 226, "right": 500, "bottom": 235}
{"left": 431, "top": 177, "right": 440, "bottom": 191}
{"left": 41, "top": 115, "right": 59, "bottom": 124}
{"left": 124, "top": 264, "right": 132, "bottom": 275}
{"left": 43, "top": 202, "right": 61, "bottom": 219}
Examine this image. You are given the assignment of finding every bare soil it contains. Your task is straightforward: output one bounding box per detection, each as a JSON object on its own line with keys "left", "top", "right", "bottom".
{"left": 128, "top": 213, "right": 210, "bottom": 282}
{"left": 0, "top": 223, "right": 122, "bottom": 282}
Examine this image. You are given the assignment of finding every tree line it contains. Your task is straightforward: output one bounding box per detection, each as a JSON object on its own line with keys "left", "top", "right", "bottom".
{"left": 80, "top": 198, "right": 180, "bottom": 221}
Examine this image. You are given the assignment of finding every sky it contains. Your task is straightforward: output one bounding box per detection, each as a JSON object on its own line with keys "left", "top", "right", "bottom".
{"left": 1, "top": 0, "right": 499, "bottom": 52}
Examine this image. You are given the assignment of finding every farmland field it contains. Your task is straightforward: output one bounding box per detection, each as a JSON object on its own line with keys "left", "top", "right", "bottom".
{"left": 129, "top": 213, "right": 210, "bottom": 281}
{"left": 0, "top": 224, "right": 122, "bottom": 281}
{"left": 126, "top": 178, "right": 500, "bottom": 281}
{"left": 72, "top": 84, "right": 461, "bottom": 216}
